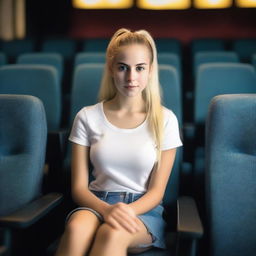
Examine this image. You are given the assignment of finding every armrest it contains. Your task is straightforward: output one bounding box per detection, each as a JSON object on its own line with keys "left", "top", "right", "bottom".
{"left": 0, "top": 193, "right": 63, "bottom": 229}
{"left": 177, "top": 196, "right": 203, "bottom": 239}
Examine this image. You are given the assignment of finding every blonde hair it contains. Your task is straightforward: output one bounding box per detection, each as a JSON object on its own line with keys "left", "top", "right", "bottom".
{"left": 99, "top": 28, "right": 163, "bottom": 164}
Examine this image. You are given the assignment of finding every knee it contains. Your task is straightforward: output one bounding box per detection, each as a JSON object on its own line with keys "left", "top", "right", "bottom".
{"left": 95, "top": 223, "right": 130, "bottom": 245}
{"left": 65, "top": 216, "right": 84, "bottom": 235}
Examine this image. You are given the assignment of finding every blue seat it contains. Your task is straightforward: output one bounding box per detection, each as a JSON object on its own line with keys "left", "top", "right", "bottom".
{"left": 191, "top": 39, "right": 226, "bottom": 57}
{"left": 0, "top": 95, "right": 62, "bottom": 256}
{"left": 81, "top": 38, "right": 109, "bottom": 52}
{"left": 193, "top": 51, "right": 239, "bottom": 77}
{"left": 41, "top": 38, "right": 77, "bottom": 59}
{"left": 158, "top": 53, "right": 182, "bottom": 83}
{"left": 0, "top": 39, "right": 35, "bottom": 62}
{"left": 17, "top": 52, "right": 64, "bottom": 83}
{"left": 252, "top": 53, "right": 256, "bottom": 70}
{"left": 0, "top": 52, "right": 7, "bottom": 66}
{"left": 0, "top": 64, "right": 61, "bottom": 131}
{"left": 193, "top": 63, "right": 256, "bottom": 205}
{"left": 0, "top": 64, "right": 63, "bottom": 193}
{"left": 74, "top": 52, "right": 106, "bottom": 67}
{"left": 205, "top": 94, "right": 256, "bottom": 256}
{"left": 232, "top": 38, "right": 256, "bottom": 63}
{"left": 155, "top": 38, "right": 182, "bottom": 56}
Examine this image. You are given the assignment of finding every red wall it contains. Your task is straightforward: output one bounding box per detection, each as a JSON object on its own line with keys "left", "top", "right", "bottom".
{"left": 69, "top": 7, "right": 256, "bottom": 43}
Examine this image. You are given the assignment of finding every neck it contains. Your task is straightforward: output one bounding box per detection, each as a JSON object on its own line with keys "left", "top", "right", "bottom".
{"left": 109, "top": 94, "right": 146, "bottom": 113}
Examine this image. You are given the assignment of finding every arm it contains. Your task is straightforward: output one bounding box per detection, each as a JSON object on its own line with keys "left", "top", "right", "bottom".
{"left": 71, "top": 143, "right": 110, "bottom": 216}
{"left": 129, "top": 148, "right": 177, "bottom": 215}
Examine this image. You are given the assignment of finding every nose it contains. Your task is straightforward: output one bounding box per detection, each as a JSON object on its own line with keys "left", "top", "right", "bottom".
{"left": 127, "top": 68, "right": 136, "bottom": 82}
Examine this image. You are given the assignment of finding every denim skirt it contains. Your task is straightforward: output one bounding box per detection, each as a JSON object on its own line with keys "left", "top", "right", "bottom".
{"left": 66, "top": 191, "right": 166, "bottom": 249}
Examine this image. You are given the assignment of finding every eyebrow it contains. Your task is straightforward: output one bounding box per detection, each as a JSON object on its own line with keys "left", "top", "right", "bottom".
{"left": 117, "top": 62, "right": 148, "bottom": 66}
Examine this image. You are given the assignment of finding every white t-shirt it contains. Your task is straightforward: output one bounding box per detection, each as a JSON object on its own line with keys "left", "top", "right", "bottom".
{"left": 69, "top": 102, "right": 182, "bottom": 193}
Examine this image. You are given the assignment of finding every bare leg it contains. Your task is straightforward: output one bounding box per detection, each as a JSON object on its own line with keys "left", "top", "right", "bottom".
{"left": 55, "top": 210, "right": 101, "bottom": 256}
{"left": 89, "top": 218, "right": 152, "bottom": 256}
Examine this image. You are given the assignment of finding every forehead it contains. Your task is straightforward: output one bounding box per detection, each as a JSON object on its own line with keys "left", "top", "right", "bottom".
{"left": 114, "top": 44, "right": 151, "bottom": 64}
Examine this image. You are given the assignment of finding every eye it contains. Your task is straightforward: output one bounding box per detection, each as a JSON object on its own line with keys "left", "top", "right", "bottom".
{"left": 136, "top": 66, "right": 145, "bottom": 72}
{"left": 118, "top": 65, "right": 127, "bottom": 71}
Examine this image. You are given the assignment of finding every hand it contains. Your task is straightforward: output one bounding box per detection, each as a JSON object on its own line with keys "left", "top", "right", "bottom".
{"left": 102, "top": 202, "right": 141, "bottom": 234}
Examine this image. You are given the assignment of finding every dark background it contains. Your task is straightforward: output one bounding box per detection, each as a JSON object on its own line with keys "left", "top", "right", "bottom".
{"left": 26, "top": 0, "right": 256, "bottom": 44}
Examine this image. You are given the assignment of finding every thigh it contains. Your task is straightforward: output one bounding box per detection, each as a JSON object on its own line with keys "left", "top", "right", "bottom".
{"left": 127, "top": 217, "right": 153, "bottom": 253}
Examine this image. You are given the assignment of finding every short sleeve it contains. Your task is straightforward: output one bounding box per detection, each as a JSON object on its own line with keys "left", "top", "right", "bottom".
{"left": 161, "top": 108, "right": 183, "bottom": 151}
{"left": 69, "top": 108, "right": 90, "bottom": 146}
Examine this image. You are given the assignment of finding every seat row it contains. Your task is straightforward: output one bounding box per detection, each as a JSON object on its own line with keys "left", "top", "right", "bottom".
{"left": 1, "top": 93, "right": 255, "bottom": 256}
{"left": 1, "top": 37, "right": 256, "bottom": 62}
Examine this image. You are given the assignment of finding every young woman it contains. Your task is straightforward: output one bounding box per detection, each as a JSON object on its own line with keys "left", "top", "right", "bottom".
{"left": 55, "top": 28, "right": 182, "bottom": 256}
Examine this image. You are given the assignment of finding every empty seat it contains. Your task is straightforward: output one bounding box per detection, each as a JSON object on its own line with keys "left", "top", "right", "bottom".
{"left": 205, "top": 94, "right": 256, "bottom": 256}
{"left": 41, "top": 38, "right": 77, "bottom": 59}
{"left": 158, "top": 53, "right": 182, "bottom": 82}
{"left": 17, "top": 52, "right": 64, "bottom": 83}
{"left": 193, "top": 51, "right": 239, "bottom": 77}
{"left": 81, "top": 38, "right": 109, "bottom": 52}
{"left": 0, "top": 64, "right": 61, "bottom": 131}
{"left": 0, "top": 94, "right": 62, "bottom": 255}
{"left": 193, "top": 63, "right": 256, "bottom": 205}
{"left": 232, "top": 38, "right": 256, "bottom": 62}
{"left": 0, "top": 39, "right": 35, "bottom": 62}
{"left": 155, "top": 38, "right": 182, "bottom": 56}
{"left": 191, "top": 39, "right": 226, "bottom": 57}
{"left": 74, "top": 52, "right": 106, "bottom": 67}
{"left": 0, "top": 52, "right": 7, "bottom": 66}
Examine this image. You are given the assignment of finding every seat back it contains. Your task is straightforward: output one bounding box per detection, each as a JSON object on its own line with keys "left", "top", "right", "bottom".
{"left": 82, "top": 39, "right": 109, "bottom": 52}
{"left": 158, "top": 64, "right": 182, "bottom": 206}
{"left": 193, "top": 51, "right": 239, "bottom": 77}
{"left": 0, "top": 53, "right": 7, "bottom": 66}
{"left": 191, "top": 39, "right": 226, "bottom": 57}
{"left": 232, "top": 39, "right": 256, "bottom": 62}
{"left": 158, "top": 53, "right": 182, "bottom": 82}
{"left": 195, "top": 63, "right": 256, "bottom": 125}
{"left": 0, "top": 39, "right": 35, "bottom": 61}
{"left": 0, "top": 64, "right": 61, "bottom": 131}
{"left": 0, "top": 95, "right": 47, "bottom": 216}
{"left": 70, "top": 63, "right": 104, "bottom": 124}
{"left": 41, "top": 38, "right": 77, "bottom": 59}
{"left": 17, "top": 53, "right": 64, "bottom": 83}
{"left": 155, "top": 38, "right": 182, "bottom": 56}
{"left": 74, "top": 52, "right": 106, "bottom": 67}
{"left": 205, "top": 94, "right": 256, "bottom": 256}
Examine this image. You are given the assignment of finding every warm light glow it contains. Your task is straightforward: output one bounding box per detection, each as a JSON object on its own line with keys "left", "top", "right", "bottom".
{"left": 235, "top": 0, "right": 256, "bottom": 8}
{"left": 194, "top": 0, "right": 232, "bottom": 8}
{"left": 137, "top": 0, "right": 191, "bottom": 9}
{"left": 73, "top": 0, "right": 133, "bottom": 9}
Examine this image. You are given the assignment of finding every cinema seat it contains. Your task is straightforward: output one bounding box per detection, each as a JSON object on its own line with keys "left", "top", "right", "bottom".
{"left": 193, "top": 51, "right": 239, "bottom": 77}
{"left": 192, "top": 63, "right": 256, "bottom": 207}
{"left": 17, "top": 52, "right": 64, "bottom": 84}
{"left": 0, "top": 95, "right": 63, "bottom": 256}
{"left": 0, "top": 52, "right": 7, "bottom": 66}
{"left": 205, "top": 94, "right": 256, "bottom": 256}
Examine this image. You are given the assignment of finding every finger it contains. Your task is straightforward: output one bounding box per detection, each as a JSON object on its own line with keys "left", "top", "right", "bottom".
{"left": 111, "top": 210, "right": 139, "bottom": 233}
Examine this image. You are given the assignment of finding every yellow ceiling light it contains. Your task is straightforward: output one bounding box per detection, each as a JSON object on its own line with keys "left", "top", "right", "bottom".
{"left": 137, "top": 0, "right": 191, "bottom": 10}
{"left": 194, "top": 0, "right": 232, "bottom": 8}
{"left": 73, "top": 0, "right": 133, "bottom": 9}
{"left": 235, "top": 0, "right": 256, "bottom": 8}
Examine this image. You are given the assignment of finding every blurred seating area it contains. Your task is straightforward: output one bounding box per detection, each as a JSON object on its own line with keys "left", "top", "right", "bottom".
{"left": 0, "top": 36, "right": 256, "bottom": 255}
